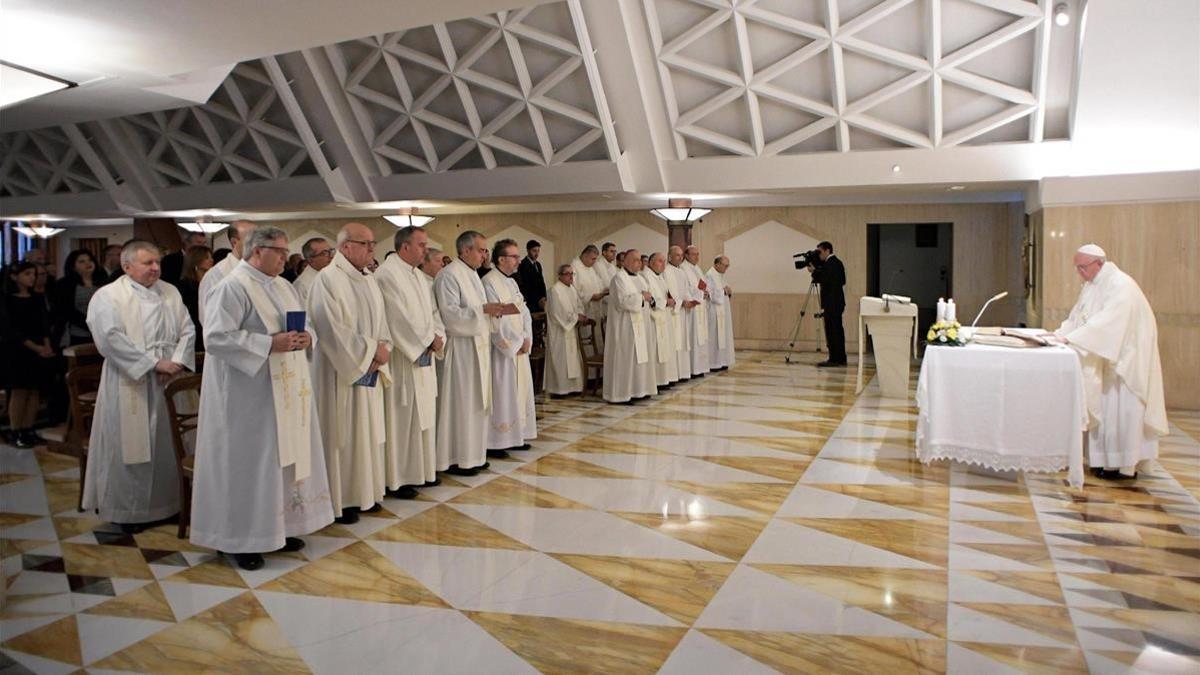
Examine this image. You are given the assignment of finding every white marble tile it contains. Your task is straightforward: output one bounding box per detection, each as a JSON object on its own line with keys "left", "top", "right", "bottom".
{"left": 299, "top": 535, "right": 356, "bottom": 562}
{"left": 775, "top": 485, "right": 934, "bottom": 520}
{"left": 743, "top": 519, "right": 937, "bottom": 569}
{"left": 658, "top": 629, "right": 781, "bottom": 675}
{"left": 555, "top": 452, "right": 787, "bottom": 484}
{"left": 448, "top": 504, "right": 728, "bottom": 561}
{"left": 108, "top": 577, "right": 152, "bottom": 596}
{"left": 0, "top": 447, "right": 43, "bottom": 475}
{"left": 0, "top": 649, "right": 78, "bottom": 675}
{"left": 947, "top": 571, "right": 1057, "bottom": 605}
{"left": 949, "top": 521, "right": 1036, "bottom": 545}
{"left": 945, "top": 643, "right": 1024, "bottom": 674}
{"left": 336, "top": 515, "right": 398, "bottom": 539}
{"left": 2, "top": 590, "right": 109, "bottom": 615}
{"left": 947, "top": 543, "right": 1045, "bottom": 571}
{"left": 367, "top": 541, "right": 679, "bottom": 625}
{"left": 0, "top": 477, "right": 49, "bottom": 516}
{"left": 816, "top": 439, "right": 914, "bottom": 460}
{"left": 639, "top": 419, "right": 823, "bottom": 439}
{"left": 159, "top": 581, "right": 246, "bottom": 621}
{"left": 5, "top": 569, "right": 70, "bottom": 595}
{"left": 948, "top": 603, "right": 1075, "bottom": 647}
{"left": 76, "top": 614, "right": 172, "bottom": 665}
{"left": 798, "top": 458, "right": 921, "bottom": 486}
{"left": 0, "top": 614, "right": 69, "bottom": 641}
{"left": 605, "top": 433, "right": 805, "bottom": 459}
{"left": 950, "top": 502, "right": 1030, "bottom": 522}
{"left": 257, "top": 591, "right": 536, "bottom": 675}
{"left": 508, "top": 475, "right": 760, "bottom": 517}
{"left": 0, "top": 516, "right": 57, "bottom": 541}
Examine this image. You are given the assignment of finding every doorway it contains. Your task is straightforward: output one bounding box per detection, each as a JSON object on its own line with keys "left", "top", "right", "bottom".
{"left": 867, "top": 223, "right": 953, "bottom": 349}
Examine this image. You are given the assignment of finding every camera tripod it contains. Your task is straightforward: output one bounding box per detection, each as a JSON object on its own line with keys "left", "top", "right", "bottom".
{"left": 784, "top": 281, "right": 824, "bottom": 364}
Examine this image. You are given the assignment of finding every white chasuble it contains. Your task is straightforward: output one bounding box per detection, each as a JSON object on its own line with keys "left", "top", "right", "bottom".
{"left": 603, "top": 271, "right": 657, "bottom": 403}
{"left": 705, "top": 267, "right": 735, "bottom": 369}
{"left": 483, "top": 270, "right": 537, "bottom": 448}
{"left": 191, "top": 262, "right": 333, "bottom": 553}
{"left": 545, "top": 281, "right": 584, "bottom": 394}
{"left": 680, "top": 261, "right": 710, "bottom": 375}
{"left": 662, "top": 265, "right": 692, "bottom": 381}
{"left": 1058, "top": 262, "right": 1167, "bottom": 469}
{"left": 310, "top": 252, "right": 391, "bottom": 511}
{"left": 198, "top": 252, "right": 238, "bottom": 327}
{"left": 641, "top": 269, "right": 679, "bottom": 386}
{"left": 434, "top": 260, "right": 492, "bottom": 470}
{"left": 84, "top": 276, "right": 195, "bottom": 523}
{"left": 571, "top": 258, "right": 608, "bottom": 348}
{"left": 377, "top": 255, "right": 445, "bottom": 488}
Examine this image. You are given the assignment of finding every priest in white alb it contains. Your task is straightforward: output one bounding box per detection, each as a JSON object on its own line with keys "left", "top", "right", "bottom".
{"left": 676, "top": 245, "right": 710, "bottom": 376}
{"left": 663, "top": 247, "right": 693, "bottom": 383}
{"left": 595, "top": 241, "right": 619, "bottom": 287}
{"left": 191, "top": 227, "right": 333, "bottom": 570}
{"left": 309, "top": 222, "right": 391, "bottom": 524}
{"left": 376, "top": 226, "right": 445, "bottom": 498}
{"left": 545, "top": 263, "right": 589, "bottom": 396}
{"left": 1053, "top": 244, "right": 1167, "bottom": 480}
{"left": 604, "top": 249, "right": 658, "bottom": 403}
{"left": 571, "top": 244, "right": 609, "bottom": 349}
{"left": 292, "top": 236, "right": 333, "bottom": 306}
{"left": 198, "top": 219, "right": 257, "bottom": 324}
{"left": 434, "top": 231, "right": 510, "bottom": 476}
{"left": 482, "top": 239, "right": 537, "bottom": 455}
{"left": 84, "top": 241, "right": 196, "bottom": 532}
{"left": 706, "top": 255, "right": 736, "bottom": 370}
{"left": 641, "top": 252, "right": 680, "bottom": 387}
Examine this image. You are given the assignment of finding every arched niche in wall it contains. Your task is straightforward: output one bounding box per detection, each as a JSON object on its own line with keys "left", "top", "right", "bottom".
{"left": 723, "top": 220, "right": 819, "bottom": 294}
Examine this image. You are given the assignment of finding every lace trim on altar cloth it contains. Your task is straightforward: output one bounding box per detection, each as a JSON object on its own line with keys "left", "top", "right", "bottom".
{"left": 916, "top": 444, "right": 1068, "bottom": 474}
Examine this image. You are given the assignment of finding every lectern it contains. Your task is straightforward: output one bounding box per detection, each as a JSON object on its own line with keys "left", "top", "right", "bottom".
{"left": 856, "top": 296, "right": 918, "bottom": 398}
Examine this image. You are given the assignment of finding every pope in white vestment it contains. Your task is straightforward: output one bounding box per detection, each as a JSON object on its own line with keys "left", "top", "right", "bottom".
{"left": 662, "top": 250, "right": 693, "bottom": 382}
{"left": 434, "top": 231, "right": 504, "bottom": 475}
{"left": 1056, "top": 244, "right": 1167, "bottom": 478}
{"left": 545, "top": 268, "right": 587, "bottom": 395}
{"left": 641, "top": 255, "right": 680, "bottom": 387}
{"left": 309, "top": 229, "right": 391, "bottom": 520}
{"left": 191, "top": 243, "right": 333, "bottom": 560}
{"left": 482, "top": 246, "right": 537, "bottom": 451}
{"left": 706, "top": 257, "right": 736, "bottom": 370}
{"left": 198, "top": 220, "right": 257, "bottom": 325}
{"left": 604, "top": 252, "right": 658, "bottom": 403}
{"left": 377, "top": 229, "right": 445, "bottom": 492}
{"left": 84, "top": 243, "right": 195, "bottom": 527}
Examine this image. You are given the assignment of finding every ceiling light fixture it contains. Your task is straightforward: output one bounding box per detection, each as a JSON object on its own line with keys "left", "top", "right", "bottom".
{"left": 0, "top": 61, "right": 75, "bottom": 109}
{"left": 177, "top": 217, "right": 231, "bottom": 234}
{"left": 891, "top": 164, "right": 902, "bottom": 173}
{"left": 948, "top": 185, "right": 966, "bottom": 191}
{"left": 383, "top": 207, "right": 434, "bottom": 227}
{"left": 1053, "top": 4, "right": 1070, "bottom": 26}
{"left": 13, "top": 221, "right": 66, "bottom": 238}
{"left": 650, "top": 197, "right": 711, "bottom": 223}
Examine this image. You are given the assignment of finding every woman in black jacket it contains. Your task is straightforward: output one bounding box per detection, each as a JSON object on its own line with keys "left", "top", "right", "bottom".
{"left": 4, "top": 262, "right": 57, "bottom": 447}
{"left": 53, "top": 249, "right": 108, "bottom": 346}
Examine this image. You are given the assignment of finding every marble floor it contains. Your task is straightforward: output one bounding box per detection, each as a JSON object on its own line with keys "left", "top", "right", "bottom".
{"left": 2, "top": 351, "right": 1198, "bottom": 674}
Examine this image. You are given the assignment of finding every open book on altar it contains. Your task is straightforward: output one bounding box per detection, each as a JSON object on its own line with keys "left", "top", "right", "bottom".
{"left": 970, "top": 327, "right": 1055, "bottom": 348}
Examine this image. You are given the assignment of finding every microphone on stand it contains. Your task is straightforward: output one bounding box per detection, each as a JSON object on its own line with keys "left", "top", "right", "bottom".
{"left": 971, "top": 291, "right": 1009, "bottom": 328}
{"left": 883, "top": 268, "right": 904, "bottom": 311}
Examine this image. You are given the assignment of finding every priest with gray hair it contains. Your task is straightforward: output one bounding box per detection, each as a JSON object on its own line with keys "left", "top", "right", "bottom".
{"left": 191, "top": 226, "right": 333, "bottom": 570}
{"left": 1053, "top": 243, "right": 1166, "bottom": 480}
{"left": 83, "top": 240, "right": 196, "bottom": 532}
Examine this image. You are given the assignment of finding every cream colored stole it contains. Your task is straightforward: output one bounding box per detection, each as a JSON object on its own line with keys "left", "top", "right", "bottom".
{"left": 665, "top": 270, "right": 684, "bottom": 350}
{"left": 485, "top": 270, "right": 532, "bottom": 418}
{"left": 707, "top": 267, "right": 729, "bottom": 349}
{"left": 641, "top": 271, "right": 671, "bottom": 363}
{"left": 617, "top": 273, "right": 648, "bottom": 364}
{"left": 403, "top": 264, "right": 437, "bottom": 431}
{"left": 683, "top": 263, "right": 707, "bottom": 346}
{"left": 447, "top": 261, "right": 492, "bottom": 410}
{"left": 551, "top": 283, "right": 581, "bottom": 379}
{"left": 233, "top": 267, "right": 312, "bottom": 481}
{"left": 109, "top": 275, "right": 181, "bottom": 464}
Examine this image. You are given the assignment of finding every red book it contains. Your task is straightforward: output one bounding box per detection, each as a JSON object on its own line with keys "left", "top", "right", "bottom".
{"left": 697, "top": 278, "right": 708, "bottom": 291}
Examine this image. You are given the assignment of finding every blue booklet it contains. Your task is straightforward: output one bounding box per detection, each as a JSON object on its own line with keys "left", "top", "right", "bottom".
{"left": 286, "top": 310, "right": 306, "bottom": 332}
{"left": 417, "top": 349, "right": 433, "bottom": 367}
{"left": 354, "top": 370, "right": 379, "bottom": 387}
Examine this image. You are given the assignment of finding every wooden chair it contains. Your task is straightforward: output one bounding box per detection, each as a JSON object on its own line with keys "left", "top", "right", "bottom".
{"left": 62, "top": 343, "right": 103, "bottom": 370}
{"left": 163, "top": 374, "right": 202, "bottom": 538}
{"left": 529, "top": 313, "right": 547, "bottom": 394}
{"left": 577, "top": 319, "right": 605, "bottom": 397}
{"left": 50, "top": 364, "right": 103, "bottom": 511}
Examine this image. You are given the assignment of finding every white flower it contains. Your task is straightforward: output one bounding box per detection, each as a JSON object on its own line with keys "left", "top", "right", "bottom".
{"left": 939, "top": 335, "right": 947, "bottom": 342}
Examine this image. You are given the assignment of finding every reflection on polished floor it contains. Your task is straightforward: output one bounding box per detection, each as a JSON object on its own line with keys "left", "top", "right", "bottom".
{"left": 2, "top": 351, "right": 1199, "bottom": 673}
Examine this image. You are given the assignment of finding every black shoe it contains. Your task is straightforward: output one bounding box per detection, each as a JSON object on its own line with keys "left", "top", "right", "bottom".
{"left": 12, "top": 430, "right": 35, "bottom": 449}
{"left": 362, "top": 503, "right": 383, "bottom": 514}
{"left": 445, "top": 464, "right": 480, "bottom": 477}
{"left": 1101, "top": 469, "right": 1137, "bottom": 481}
{"left": 118, "top": 522, "right": 147, "bottom": 534}
{"left": 334, "top": 509, "right": 360, "bottom": 525}
{"left": 508, "top": 443, "right": 532, "bottom": 451}
{"left": 18, "top": 430, "right": 46, "bottom": 447}
{"left": 275, "top": 537, "right": 306, "bottom": 553}
{"left": 487, "top": 449, "right": 511, "bottom": 459}
{"left": 386, "top": 485, "right": 419, "bottom": 500}
{"left": 424, "top": 478, "right": 442, "bottom": 487}
{"left": 1089, "top": 467, "right": 1106, "bottom": 478}
{"left": 231, "top": 552, "right": 264, "bottom": 570}
{"left": 479, "top": 462, "right": 491, "bottom": 471}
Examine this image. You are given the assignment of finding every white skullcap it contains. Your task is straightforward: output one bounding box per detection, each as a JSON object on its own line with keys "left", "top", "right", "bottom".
{"left": 1077, "top": 243, "right": 1106, "bottom": 258}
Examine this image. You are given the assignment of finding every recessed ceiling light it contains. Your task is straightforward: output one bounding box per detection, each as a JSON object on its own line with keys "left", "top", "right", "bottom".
{"left": 891, "top": 164, "right": 901, "bottom": 173}
{"left": 948, "top": 185, "right": 965, "bottom": 191}
{"left": 1054, "top": 3, "right": 1070, "bottom": 26}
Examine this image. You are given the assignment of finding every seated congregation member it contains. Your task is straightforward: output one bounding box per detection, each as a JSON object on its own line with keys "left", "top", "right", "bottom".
{"left": 544, "top": 263, "right": 588, "bottom": 397}
{"left": 603, "top": 249, "right": 658, "bottom": 403}
{"left": 53, "top": 248, "right": 108, "bottom": 347}
{"left": 3, "top": 262, "right": 57, "bottom": 447}
{"left": 641, "top": 253, "right": 680, "bottom": 388}
{"left": 191, "top": 227, "right": 333, "bottom": 570}
{"left": 705, "top": 255, "right": 735, "bottom": 370}
{"left": 84, "top": 241, "right": 195, "bottom": 532}
{"left": 377, "top": 226, "right": 446, "bottom": 498}
{"left": 161, "top": 231, "right": 207, "bottom": 286}
{"left": 309, "top": 222, "right": 390, "bottom": 524}
{"left": 177, "top": 245, "right": 213, "bottom": 351}
{"left": 482, "top": 239, "right": 537, "bottom": 457}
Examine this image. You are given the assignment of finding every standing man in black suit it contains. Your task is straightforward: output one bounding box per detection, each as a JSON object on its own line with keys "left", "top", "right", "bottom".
{"left": 516, "top": 239, "right": 548, "bottom": 312}
{"left": 808, "top": 241, "right": 846, "bottom": 367}
{"left": 160, "top": 230, "right": 207, "bottom": 286}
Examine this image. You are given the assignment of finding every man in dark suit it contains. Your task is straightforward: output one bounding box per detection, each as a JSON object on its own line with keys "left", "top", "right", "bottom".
{"left": 808, "top": 241, "right": 847, "bottom": 367}
{"left": 515, "top": 239, "right": 548, "bottom": 312}
{"left": 160, "top": 231, "right": 207, "bottom": 286}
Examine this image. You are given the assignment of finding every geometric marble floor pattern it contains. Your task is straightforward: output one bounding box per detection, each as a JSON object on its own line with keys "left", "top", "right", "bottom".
{"left": 2, "top": 351, "right": 1198, "bottom": 674}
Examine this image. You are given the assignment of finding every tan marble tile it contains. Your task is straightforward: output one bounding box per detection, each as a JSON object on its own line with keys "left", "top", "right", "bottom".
{"left": 514, "top": 454, "right": 637, "bottom": 479}
{"left": 954, "top": 643, "right": 1088, "bottom": 674}
{"left": 956, "top": 543, "right": 1056, "bottom": 569}
{"left": 1048, "top": 500, "right": 1200, "bottom": 527}
{"left": 367, "top": 504, "right": 530, "bottom": 550}
{"left": 1056, "top": 544, "right": 1200, "bottom": 576}
{"left": 754, "top": 564, "right": 948, "bottom": 637}
{"left": 1095, "top": 648, "right": 1200, "bottom": 672}
{"left": 724, "top": 436, "right": 829, "bottom": 456}
{"left": 168, "top": 558, "right": 250, "bottom": 588}
{"left": 824, "top": 457, "right": 951, "bottom": 484}
{"left": 694, "top": 455, "right": 811, "bottom": 482}
{"left": 259, "top": 541, "right": 447, "bottom": 607}
{"left": 807, "top": 484, "right": 950, "bottom": 519}
{"left": 703, "top": 629, "right": 945, "bottom": 674}
{"left": 0, "top": 615, "right": 81, "bottom": 666}
{"left": 1135, "top": 525, "right": 1200, "bottom": 550}
{"left": 448, "top": 475, "right": 591, "bottom": 509}
{"left": 311, "top": 521, "right": 359, "bottom": 539}
{"left": 665, "top": 481, "right": 794, "bottom": 516}
{"left": 84, "top": 581, "right": 176, "bottom": 622}
{"left": 787, "top": 518, "right": 949, "bottom": 567}
{"left": 750, "top": 419, "right": 846, "bottom": 436}
{"left": 957, "top": 603, "right": 1078, "bottom": 646}
{"left": 0, "top": 512, "right": 42, "bottom": 529}
{"left": 134, "top": 526, "right": 210, "bottom": 553}
{"left": 1043, "top": 521, "right": 1145, "bottom": 546}
{"left": 51, "top": 515, "right": 104, "bottom": 540}
{"left": 466, "top": 611, "right": 687, "bottom": 674}
{"left": 0, "top": 538, "right": 49, "bottom": 558}
{"left": 91, "top": 591, "right": 308, "bottom": 673}
{"left": 0, "top": 473, "right": 31, "bottom": 486}
{"left": 961, "top": 571, "right": 1065, "bottom": 604}
{"left": 564, "top": 438, "right": 671, "bottom": 455}
{"left": 956, "top": 520, "right": 1047, "bottom": 543}
{"left": 1077, "top": 607, "right": 1200, "bottom": 644}
{"left": 61, "top": 542, "right": 154, "bottom": 580}
{"left": 630, "top": 409, "right": 726, "bottom": 422}
{"left": 614, "top": 511, "right": 769, "bottom": 561}
{"left": 34, "top": 449, "right": 78, "bottom": 475}
{"left": 1065, "top": 574, "right": 1200, "bottom": 613}
{"left": 42, "top": 476, "right": 83, "bottom": 515}
{"left": 551, "top": 554, "right": 736, "bottom": 625}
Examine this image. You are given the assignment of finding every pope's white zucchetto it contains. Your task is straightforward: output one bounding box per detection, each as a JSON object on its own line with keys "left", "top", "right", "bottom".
{"left": 1077, "top": 244, "right": 1106, "bottom": 258}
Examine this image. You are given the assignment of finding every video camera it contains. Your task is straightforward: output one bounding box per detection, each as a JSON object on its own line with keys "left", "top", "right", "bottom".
{"left": 793, "top": 249, "right": 822, "bottom": 270}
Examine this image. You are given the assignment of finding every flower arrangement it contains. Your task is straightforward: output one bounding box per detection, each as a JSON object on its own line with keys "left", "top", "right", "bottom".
{"left": 927, "top": 320, "right": 964, "bottom": 346}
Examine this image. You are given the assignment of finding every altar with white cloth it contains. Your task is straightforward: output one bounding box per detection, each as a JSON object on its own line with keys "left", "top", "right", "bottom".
{"left": 916, "top": 340, "right": 1088, "bottom": 488}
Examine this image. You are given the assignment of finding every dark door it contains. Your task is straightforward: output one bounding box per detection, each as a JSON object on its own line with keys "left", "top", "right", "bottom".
{"left": 867, "top": 223, "right": 953, "bottom": 350}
